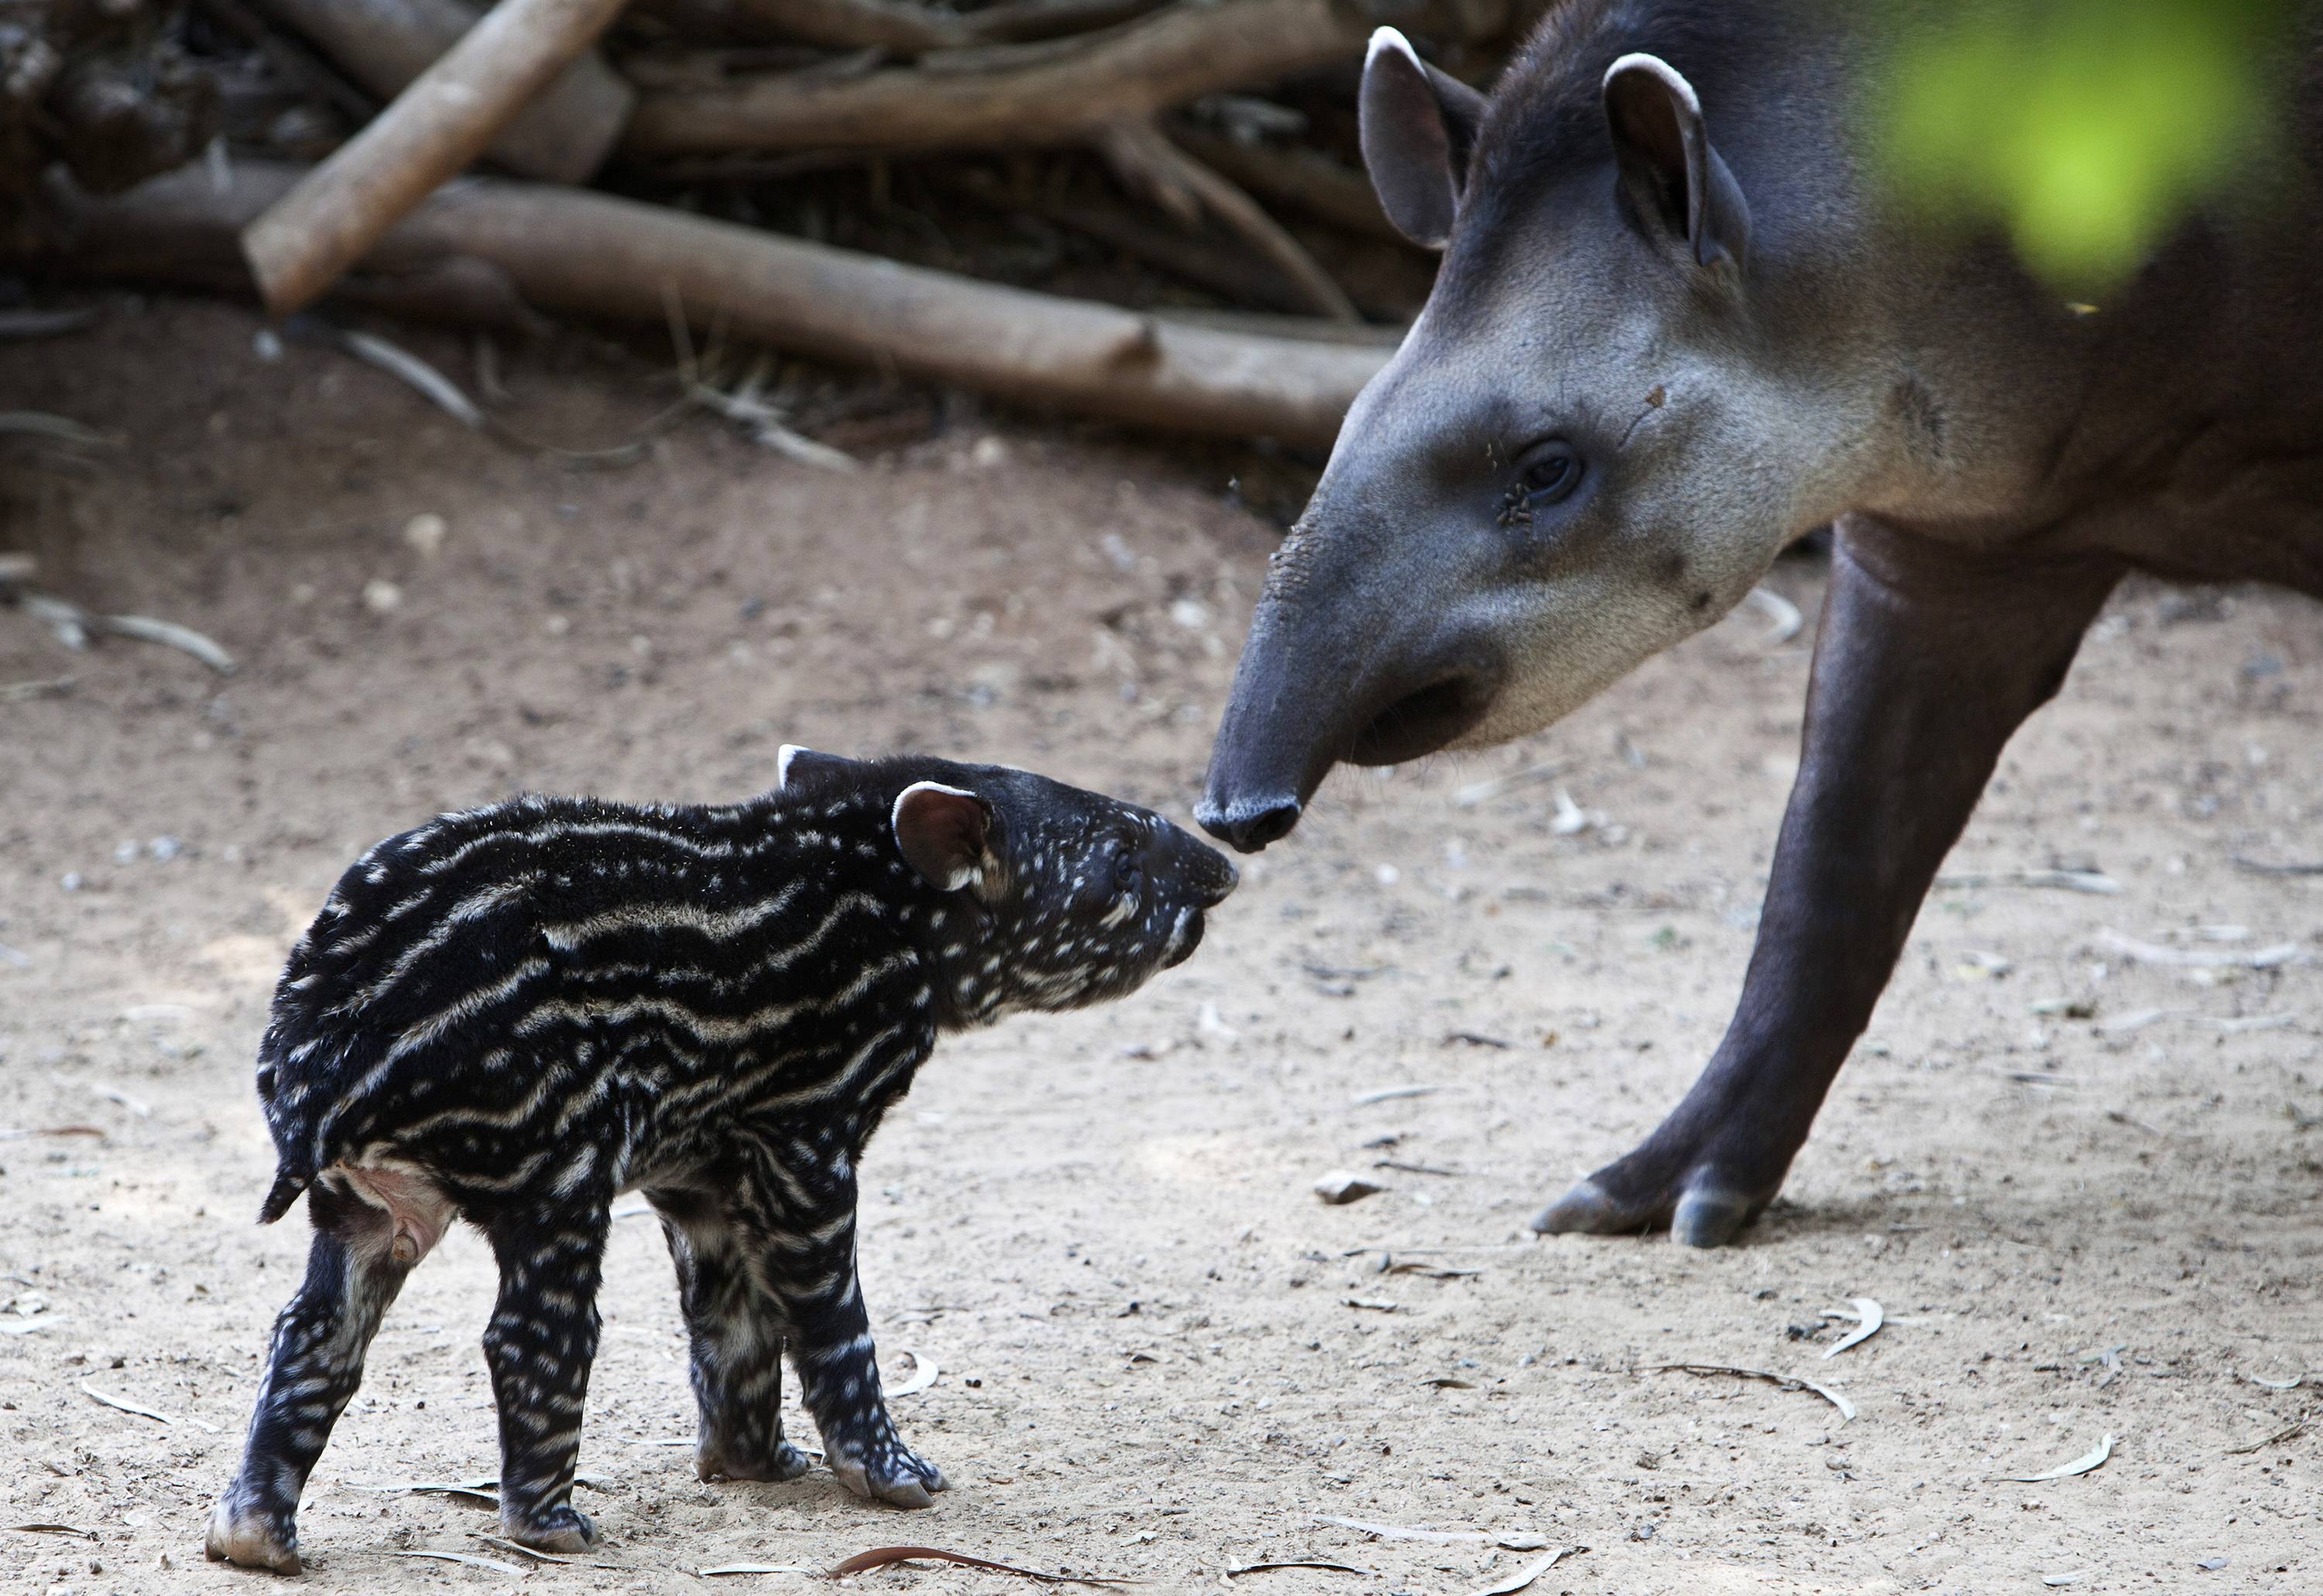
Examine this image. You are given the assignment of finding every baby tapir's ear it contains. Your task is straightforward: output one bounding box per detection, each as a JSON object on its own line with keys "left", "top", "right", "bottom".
{"left": 1360, "top": 26, "right": 1487, "bottom": 250}
{"left": 893, "top": 781, "right": 994, "bottom": 894}
{"left": 778, "top": 744, "right": 858, "bottom": 792}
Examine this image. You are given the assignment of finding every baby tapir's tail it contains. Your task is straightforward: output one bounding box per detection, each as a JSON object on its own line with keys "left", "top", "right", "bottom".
{"left": 256, "top": 1165, "right": 313, "bottom": 1225}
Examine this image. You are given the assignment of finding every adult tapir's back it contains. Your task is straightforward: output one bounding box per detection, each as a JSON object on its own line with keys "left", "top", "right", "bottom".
{"left": 1200, "top": 0, "right": 2323, "bottom": 1247}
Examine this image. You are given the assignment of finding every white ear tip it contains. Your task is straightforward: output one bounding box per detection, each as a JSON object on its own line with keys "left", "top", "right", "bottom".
{"left": 776, "top": 744, "right": 808, "bottom": 788}
{"left": 1367, "top": 26, "right": 1419, "bottom": 68}
{"left": 890, "top": 780, "right": 978, "bottom": 831}
{"left": 1604, "top": 50, "right": 1700, "bottom": 114}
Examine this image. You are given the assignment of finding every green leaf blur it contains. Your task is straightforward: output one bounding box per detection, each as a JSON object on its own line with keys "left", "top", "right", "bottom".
{"left": 1875, "top": 0, "right": 2297, "bottom": 290}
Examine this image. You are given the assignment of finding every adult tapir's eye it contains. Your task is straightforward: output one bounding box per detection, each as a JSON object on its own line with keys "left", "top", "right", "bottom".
{"left": 1518, "top": 441, "right": 1584, "bottom": 506}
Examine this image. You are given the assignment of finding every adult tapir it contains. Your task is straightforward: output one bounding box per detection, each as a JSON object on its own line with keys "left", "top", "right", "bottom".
{"left": 1199, "top": 0, "right": 2323, "bottom": 1246}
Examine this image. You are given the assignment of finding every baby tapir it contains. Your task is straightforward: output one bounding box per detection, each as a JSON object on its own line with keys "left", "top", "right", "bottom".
{"left": 206, "top": 750, "right": 1235, "bottom": 1574}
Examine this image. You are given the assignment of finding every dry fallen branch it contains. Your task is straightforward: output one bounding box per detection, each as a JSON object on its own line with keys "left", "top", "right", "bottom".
{"left": 1171, "top": 128, "right": 1398, "bottom": 242}
{"left": 244, "top": 0, "right": 636, "bottom": 315}
{"left": 1099, "top": 120, "right": 1357, "bottom": 321}
{"left": 247, "top": 0, "right": 633, "bottom": 182}
{"left": 646, "top": 0, "right": 973, "bottom": 51}
{"left": 64, "top": 162, "right": 1389, "bottom": 444}
{"left": 623, "top": 0, "right": 1378, "bottom": 156}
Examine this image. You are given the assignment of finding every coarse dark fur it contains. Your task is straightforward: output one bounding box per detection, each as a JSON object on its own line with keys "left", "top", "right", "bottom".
{"left": 1202, "top": 0, "right": 2323, "bottom": 1246}
{"left": 204, "top": 750, "right": 1235, "bottom": 1574}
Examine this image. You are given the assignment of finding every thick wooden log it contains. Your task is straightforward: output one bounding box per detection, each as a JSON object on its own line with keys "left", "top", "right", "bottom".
{"left": 242, "top": 0, "right": 633, "bottom": 317}
{"left": 63, "top": 160, "right": 1393, "bottom": 445}
{"left": 248, "top": 0, "right": 633, "bottom": 183}
{"left": 622, "top": 0, "right": 1372, "bottom": 156}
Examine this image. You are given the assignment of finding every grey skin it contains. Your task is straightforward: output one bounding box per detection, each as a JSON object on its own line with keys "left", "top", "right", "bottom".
{"left": 1199, "top": 0, "right": 2323, "bottom": 1246}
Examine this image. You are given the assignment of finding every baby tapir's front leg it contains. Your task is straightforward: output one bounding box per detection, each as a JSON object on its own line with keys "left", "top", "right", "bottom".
{"left": 480, "top": 1203, "right": 611, "bottom": 1552}
{"left": 648, "top": 1186, "right": 812, "bottom": 1484}
{"left": 743, "top": 1140, "right": 947, "bottom": 1508}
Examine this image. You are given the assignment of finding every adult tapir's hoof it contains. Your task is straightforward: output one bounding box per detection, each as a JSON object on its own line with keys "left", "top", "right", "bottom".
{"left": 1531, "top": 1172, "right": 1765, "bottom": 1248}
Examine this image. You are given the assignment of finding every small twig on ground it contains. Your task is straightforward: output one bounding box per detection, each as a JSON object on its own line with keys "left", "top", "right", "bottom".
{"left": 2234, "top": 855, "right": 2323, "bottom": 877}
{"left": 1935, "top": 869, "right": 2122, "bottom": 895}
{"left": 0, "top": 307, "right": 103, "bottom": 339}
{"left": 82, "top": 1382, "right": 187, "bottom": 1427}
{"left": 2097, "top": 930, "right": 2301, "bottom": 970}
{"left": 1636, "top": 1362, "right": 1856, "bottom": 1423}
{"left": 12, "top": 592, "right": 236, "bottom": 674}
{"left": 828, "top": 1546, "right": 1134, "bottom": 1585}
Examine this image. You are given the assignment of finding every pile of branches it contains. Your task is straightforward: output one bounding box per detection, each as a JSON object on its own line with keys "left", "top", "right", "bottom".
{"left": 15, "top": 0, "right": 1539, "bottom": 443}
{"left": 0, "top": 0, "right": 218, "bottom": 249}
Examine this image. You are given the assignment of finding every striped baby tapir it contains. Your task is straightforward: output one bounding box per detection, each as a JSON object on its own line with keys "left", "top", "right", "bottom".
{"left": 205, "top": 748, "right": 1236, "bottom": 1574}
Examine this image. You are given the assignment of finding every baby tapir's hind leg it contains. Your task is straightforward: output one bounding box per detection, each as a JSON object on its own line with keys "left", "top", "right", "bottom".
{"left": 648, "top": 1186, "right": 812, "bottom": 1484}
{"left": 741, "top": 1146, "right": 948, "bottom": 1508}
{"left": 481, "top": 1203, "right": 610, "bottom": 1553}
{"left": 207, "top": 1178, "right": 416, "bottom": 1574}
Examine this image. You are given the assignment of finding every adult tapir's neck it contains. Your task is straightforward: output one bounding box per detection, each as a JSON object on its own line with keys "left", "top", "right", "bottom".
{"left": 1743, "top": 2, "right": 2323, "bottom": 566}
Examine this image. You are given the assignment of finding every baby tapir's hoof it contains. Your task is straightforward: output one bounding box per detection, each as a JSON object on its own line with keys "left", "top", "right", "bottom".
{"left": 828, "top": 1439, "right": 949, "bottom": 1509}
{"left": 501, "top": 1502, "right": 597, "bottom": 1555}
{"left": 697, "top": 1435, "right": 815, "bottom": 1484}
{"left": 205, "top": 1495, "right": 303, "bottom": 1576}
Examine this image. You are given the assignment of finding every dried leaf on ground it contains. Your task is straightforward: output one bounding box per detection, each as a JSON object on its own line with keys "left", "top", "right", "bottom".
{"left": 1467, "top": 1547, "right": 1580, "bottom": 1596}
{"left": 2006, "top": 1433, "right": 2115, "bottom": 1482}
{"left": 80, "top": 1382, "right": 184, "bottom": 1426}
{"left": 1823, "top": 1297, "right": 1884, "bottom": 1358}
{"left": 1350, "top": 1084, "right": 1442, "bottom": 1106}
{"left": 7, "top": 1523, "right": 98, "bottom": 1539}
{"left": 1226, "top": 1559, "right": 1376, "bottom": 1577}
{"left": 888, "top": 1346, "right": 940, "bottom": 1395}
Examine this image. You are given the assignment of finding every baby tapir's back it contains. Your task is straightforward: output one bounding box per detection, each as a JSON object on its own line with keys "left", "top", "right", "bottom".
{"left": 256, "top": 790, "right": 934, "bottom": 1216}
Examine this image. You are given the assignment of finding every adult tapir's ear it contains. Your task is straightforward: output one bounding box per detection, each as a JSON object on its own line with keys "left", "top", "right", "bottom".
{"left": 1360, "top": 27, "right": 1487, "bottom": 250}
{"left": 893, "top": 781, "right": 995, "bottom": 894}
{"left": 1602, "top": 53, "right": 1750, "bottom": 270}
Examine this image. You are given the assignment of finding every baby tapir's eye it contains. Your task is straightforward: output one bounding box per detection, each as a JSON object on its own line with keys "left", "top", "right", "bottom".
{"left": 1112, "top": 849, "right": 1143, "bottom": 894}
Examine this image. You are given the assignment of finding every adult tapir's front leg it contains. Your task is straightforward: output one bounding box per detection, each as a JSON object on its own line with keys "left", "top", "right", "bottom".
{"left": 1536, "top": 520, "right": 2124, "bottom": 1248}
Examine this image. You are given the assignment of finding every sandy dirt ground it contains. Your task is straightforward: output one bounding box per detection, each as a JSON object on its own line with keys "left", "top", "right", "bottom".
{"left": 0, "top": 300, "right": 2318, "bottom": 1596}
